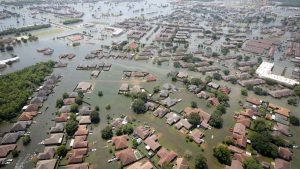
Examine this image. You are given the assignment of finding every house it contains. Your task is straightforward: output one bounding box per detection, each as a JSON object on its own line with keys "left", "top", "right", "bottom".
{"left": 208, "top": 97, "right": 220, "bottom": 106}
{"left": 119, "top": 83, "right": 130, "bottom": 93}
{"left": 278, "top": 147, "right": 293, "bottom": 161}
{"left": 30, "top": 97, "right": 44, "bottom": 107}
{"left": 67, "top": 148, "right": 88, "bottom": 158}
{"left": 233, "top": 123, "right": 246, "bottom": 136}
{"left": 236, "top": 115, "right": 251, "bottom": 128}
{"left": 115, "top": 148, "right": 138, "bottom": 166}
{"left": 55, "top": 113, "right": 69, "bottom": 122}
{"left": 59, "top": 106, "right": 71, "bottom": 113}
{"left": 36, "top": 159, "right": 57, "bottom": 169}
{"left": 72, "top": 140, "right": 88, "bottom": 149}
{"left": 162, "top": 97, "right": 178, "bottom": 107}
{"left": 18, "top": 112, "right": 35, "bottom": 121}
{"left": 126, "top": 158, "right": 153, "bottom": 169}
{"left": 175, "top": 119, "right": 192, "bottom": 130}
{"left": 219, "top": 86, "right": 231, "bottom": 94}
{"left": 269, "top": 103, "right": 290, "bottom": 117}
{"left": 238, "top": 78, "right": 265, "bottom": 87}
{"left": 197, "top": 91, "right": 209, "bottom": 99}
{"left": 160, "top": 90, "right": 169, "bottom": 97}
{"left": 269, "top": 89, "right": 294, "bottom": 98}
{"left": 189, "top": 129, "right": 204, "bottom": 144}
{"left": 50, "top": 123, "right": 64, "bottom": 133}
{"left": 76, "top": 82, "right": 92, "bottom": 92}
{"left": 134, "top": 126, "right": 151, "bottom": 140}
{"left": 240, "top": 109, "right": 259, "bottom": 118}
{"left": 1, "top": 132, "right": 24, "bottom": 144}
{"left": 74, "top": 125, "right": 89, "bottom": 136}
{"left": 24, "top": 104, "right": 39, "bottom": 112}
{"left": 228, "top": 145, "right": 245, "bottom": 154}
{"left": 153, "top": 107, "right": 170, "bottom": 118}
{"left": 173, "top": 158, "right": 189, "bottom": 169}
{"left": 275, "top": 158, "right": 290, "bottom": 169}
{"left": 43, "top": 133, "right": 64, "bottom": 145}
{"left": 273, "top": 123, "right": 292, "bottom": 137}
{"left": 232, "top": 123, "right": 247, "bottom": 148}
{"left": 225, "top": 160, "right": 243, "bottom": 169}
{"left": 207, "top": 82, "right": 220, "bottom": 89}
{"left": 79, "top": 106, "right": 92, "bottom": 116}
{"left": 63, "top": 98, "right": 76, "bottom": 105}
{"left": 146, "top": 74, "right": 157, "bottom": 82}
{"left": 157, "top": 148, "right": 177, "bottom": 167}
{"left": 246, "top": 97, "right": 261, "bottom": 106}
{"left": 165, "top": 112, "right": 181, "bottom": 125}
{"left": 177, "top": 72, "right": 188, "bottom": 78}
{"left": 37, "top": 146, "right": 57, "bottom": 160}
{"left": 145, "top": 102, "right": 156, "bottom": 111}
{"left": 68, "top": 154, "right": 83, "bottom": 164}
{"left": 112, "top": 135, "right": 129, "bottom": 150}
{"left": 76, "top": 116, "right": 91, "bottom": 124}
{"left": 144, "top": 135, "right": 161, "bottom": 152}
{"left": 0, "top": 144, "right": 17, "bottom": 158}
{"left": 10, "top": 121, "right": 28, "bottom": 132}
{"left": 65, "top": 163, "right": 89, "bottom": 169}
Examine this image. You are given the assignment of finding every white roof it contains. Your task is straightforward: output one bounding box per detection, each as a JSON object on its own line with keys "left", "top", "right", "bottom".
{"left": 256, "top": 61, "right": 299, "bottom": 86}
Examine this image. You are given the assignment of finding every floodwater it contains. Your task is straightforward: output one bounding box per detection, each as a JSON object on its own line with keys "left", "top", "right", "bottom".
{"left": 0, "top": 0, "right": 300, "bottom": 169}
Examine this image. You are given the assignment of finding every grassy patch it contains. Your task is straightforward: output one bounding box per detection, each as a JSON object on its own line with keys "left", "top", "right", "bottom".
{"left": 34, "top": 29, "right": 64, "bottom": 37}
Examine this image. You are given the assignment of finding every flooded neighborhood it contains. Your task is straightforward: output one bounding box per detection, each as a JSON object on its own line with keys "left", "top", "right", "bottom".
{"left": 0, "top": 0, "right": 300, "bottom": 169}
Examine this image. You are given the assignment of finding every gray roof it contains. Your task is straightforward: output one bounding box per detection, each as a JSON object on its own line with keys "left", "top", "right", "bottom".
{"left": 36, "top": 159, "right": 57, "bottom": 169}
{"left": 10, "top": 122, "right": 27, "bottom": 132}
{"left": 79, "top": 106, "right": 92, "bottom": 116}
{"left": 50, "top": 123, "right": 64, "bottom": 133}
{"left": 43, "top": 133, "right": 64, "bottom": 145}
{"left": 37, "top": 146, "right": 57, "bottom": 160}
{"left": 59, "top": 106, "right": 71, "bottom": 113}
{"left": 161, "top": 97, "right": 178, "bottom": 107}
{"left": 153, "top": 107, "right": 170, "bottom": 118}
{"left": 1, "top": 131, "right": 24, "bottom": 144}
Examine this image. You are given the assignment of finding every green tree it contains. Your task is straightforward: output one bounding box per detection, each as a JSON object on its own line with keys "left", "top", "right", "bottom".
{"left": 243, "top": 157, "right": 263, "bottom": 169}
{"left": 223, "top": 69, "right": 230, "bottom": 76}
{"left": 101, "top": 126, "right": 113, "bottom": 140}
{"left": 90, "top": 111, "right": 100, "bottom": 124}
{"left": 132, "top": 139, "right": 139, "bottom": 148}
{"left": 70, "top": 104, "right": 79, "bottom": 113}
{"left": 22, "top": 135, "right": 31, "bottom": 145}
{"left": 195, "top": 154, "right": 208, "bottom": 169}
{"left": 78, "top": 91, "right": 84, "bottom": 98}
{"left": 250, "top": 131, "right": 278, "bottom": 158}
{"left": 95, "top": 106, "right": 100, "bottom": 111}
{"left": 122, "top": 124, "right": 133, "bottom": 134}
{"left": 115, "top": 127, "right": 123, "bottom": 136}
{"left": 213, "top": 73, "right": 222, "bottom": 80}
{"left": 294, "top": 86, "right": 300, "bottom": 96}
{"left": 131, "top": 99, "right": 146, "bottom": 114}
{"left": 188, "top": 112, "right": 200, "bottom": 128}
{"left": 66, "top": 119, "right": 78, "bottom": 136}
{"left": 252, "top": 119, "right": 269, "bottom": 132}
{"left": 216, "top": 91, "right": 229, "bottom": 102}
{"left": 12, "top": 150, "right": 20, "bottom": 158}
{"left": 56, "top": 98, "right": 64, "bottom": 108}
{"left": 105, "top": 104, "right": 111, "bottom": 110}
{"left": 213, "top": 144, "right": 231, "bottom": 165}
{"left": 216, "top": 104, "right": 226, "bottom": 114}
{"left": 75, "top": 96, "right": 82, "bottom": 105}
{"left": 153, "top": 86, "right": 160, "bottom": 93}
{"left": 56, "top": 145, "right": 68, "bottom": 157}
{"left": 209, "top": 113, "right": 223, "bottom": 128}
{"left": 290, "top": 115, "right": 300, "bottom": 126}
{"left": 191, "top": 78, "right": 202, "bottom": 86}
{"left": 62, "top": 92, "right": 69, "bottom": 99}
{"left": 241, "top": 88, "right": 248, "bottom": 96}
{"left": 191, "top": 101, "right": 198, "bottom": 108}
{"left": 173, "top": 61, "right": 181, "bottom": 68}
{"left": 98, "top": 91, "right": 103, "bottom": 97}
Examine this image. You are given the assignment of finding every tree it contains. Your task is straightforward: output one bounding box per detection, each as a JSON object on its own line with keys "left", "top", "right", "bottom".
{"left": 188, "top": 113, "right": 201, "bottom": 128}
{"left": 294, "top": 86, "right": 300, "bottom": 96}
{"left": 78, "top": 91, "right": 84, "bottom": 98}
{"left": 223, "top": 69, "right": 230, "bottom": 75}
{"left": 95, "top": 106, "right": 100, "bottom": 111}
{"left": 56, "top": 145, "right": 68, "bottom": 157}
{"left": 56, "top": 98, "right": 63, "bottom": 108}
{"left": 191, "top": 101, "right": 198, "bottom": 108}
{"left": 216, "top": 104, "right": 226, "bottom": 114}
{"left": 66, "top": 119, "right": 78, "bottom": 136}
{"left": 132, "top": 99, "right": 146, "bottom": 114}
{"left": 257, "top": 57, "right": 263, "bottom": 64}
{"left": 243, "top": 157, "right": 263, "bottom": 169}
{"left": 101, "top": 126, "right": 113, "bottom": 140}
{"left": 12, "top": 149, "right": 20, "bottom": 158}
{"left": 241, "top": 88, "right": 248, "bottom": 96}
{"left": 191, "top": 78, "right": 202, "bottom": 86}
{"left": 98, "top": 91, "right": 103, "bottom": 97}
{"left": 90, "top": 111, "right": 100, "bottom": 124}
{"left": 132, "top": 139, "right": 139, "bottom": 148}
{"left": 252, "top": 119, "right": 269, "bottom": 133}
{"left": 195, "top": 154, "right": 208, "bottom": 169}
{"left": 75, "top": 96, "right": 82, "bottom": 105}
{"left": 70, "top": 104, "right": 79, "bottom": 113}
{"left": 153, "top": 86, "right": 160, "bottom": 93}
{"left": 115, "top": 127, "right": 123, "bottom": 136}
{"left": 22, "top": 135, "right": 31, "bottom": 145}
{"left": 287, "top": 98, "right": 298, "bottom": 106}
{"left": 135, "top": 92, "right": 148, "bottom": 102}
{"left": 105, "top": 104, "right": 111, "bottom": 110}
{"left": 173, "top": 61, "right": 181, "bottom": 68}
{"left": 213, "top": 73, "right": 222, "bottom": 80}
{"left": 209, "top": 112, "right": 223, "bottom": 128}
{"left": 213, "top": 144, "right": 231, "bottom": 165}
{"left": 122, "top": 124, "right": 133, "bottom": 134}
{"left": 63, "top": 92, "right": 69, "bottom": 99}
{"left": 290, "top": 115, "right": 300, "bottom": 126}
{"left": 216, "top": 91, "right": 229, "bottom": 102}
{"left": 250, "top": 131, "right": 278, "bottom": 158}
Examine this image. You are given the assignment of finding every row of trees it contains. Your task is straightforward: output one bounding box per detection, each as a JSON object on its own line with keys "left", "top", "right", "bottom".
{"left": 0, "top": 24, "right": 51, "bottom": 36}
{"left": 0, "top": 61, "right": 55, "bottom": 121}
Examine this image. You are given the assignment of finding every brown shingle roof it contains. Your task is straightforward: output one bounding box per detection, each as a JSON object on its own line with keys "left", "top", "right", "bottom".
{"left": 115, "top": 148, "right": 137, "bottom": 166}
{"left": 157, "top": 148, "right": 177, "bottom": 166}
{"left": 0, "top": 144, "right": 16, "bottom": 158}
{"left": 112, "top": 135, "right": 129, "bottom": 150}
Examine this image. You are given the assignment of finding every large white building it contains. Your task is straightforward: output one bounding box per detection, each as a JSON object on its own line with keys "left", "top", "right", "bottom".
{"left": 256, "top": 61, "right": 300, "bottom": 86}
